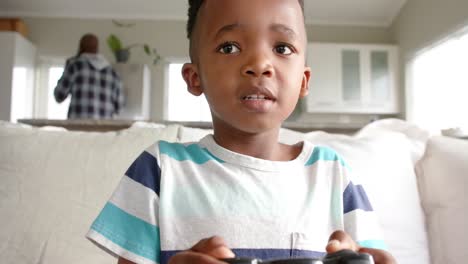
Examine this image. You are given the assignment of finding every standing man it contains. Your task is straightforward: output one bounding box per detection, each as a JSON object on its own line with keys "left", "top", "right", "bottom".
{"left": 54, "top": 33, "right": 124, "bottom": 119}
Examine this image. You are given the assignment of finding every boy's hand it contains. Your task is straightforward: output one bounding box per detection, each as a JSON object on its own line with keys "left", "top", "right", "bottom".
{"left": 168, "top": 236, "right": 235, "bottom": 264}
{"left": 326, "top": 230, "right": 397, "bottom": 264}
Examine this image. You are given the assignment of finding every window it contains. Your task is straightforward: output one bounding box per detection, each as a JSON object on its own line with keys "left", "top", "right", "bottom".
{"left": 10, "top": 67, "right": 28, "bottom": 122}
{"left": 47, "top": 66, "right": 69, "bottom": 119}
{"left": 34, "top": 58, "right": 69, "bottom": 119}
{"left": 167, "top": 63, "right": 211, "bottom": 122}
{"left": 408, "top": 29, "right": 468, "bottom": 133}
{"left": 11, "top": 65, "right": 35, "bottom": 122}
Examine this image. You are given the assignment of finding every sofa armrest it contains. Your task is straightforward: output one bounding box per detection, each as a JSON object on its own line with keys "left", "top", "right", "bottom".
{"left": 416, "top": 136, "right": 468, "bottom": 264}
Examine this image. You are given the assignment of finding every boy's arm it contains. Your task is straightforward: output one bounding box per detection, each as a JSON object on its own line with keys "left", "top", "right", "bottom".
{"left": 87, "top": 149, "right": 162, "bottom": 263}
{"left": 112, "top": 73, "right": 125, "bottom": 113}
{"left": 327, "top": 230, "right": 396, "bottom": 264}
{"left": 117, "top": 257, "right": 136, "bottom": 264}
{"left": 168, "top": 236, "right": 235, "bottom": 264}
{"left": 115, "top": 236, "right": 235, "bottom": 264}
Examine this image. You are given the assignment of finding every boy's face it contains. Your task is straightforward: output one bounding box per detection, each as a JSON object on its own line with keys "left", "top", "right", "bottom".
{"left": 183, "top": 0, "right": 311, "bottom": 134}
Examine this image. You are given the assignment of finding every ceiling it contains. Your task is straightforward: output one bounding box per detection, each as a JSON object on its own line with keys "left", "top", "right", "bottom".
{"left": 0, "top": 0, "right": 407, "bottom": 27}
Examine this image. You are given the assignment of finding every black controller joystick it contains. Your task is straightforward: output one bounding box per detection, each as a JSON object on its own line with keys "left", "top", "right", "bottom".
{"left": 221, "top": 249, "right": 374, "bottom": 264}
{"left": 322, "top": 249, "right": 374, "bottom": 264}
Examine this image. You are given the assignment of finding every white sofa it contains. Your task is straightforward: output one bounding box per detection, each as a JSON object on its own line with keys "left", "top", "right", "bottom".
{"left": 0, "top": 119, "right": 467, "bottom": 264}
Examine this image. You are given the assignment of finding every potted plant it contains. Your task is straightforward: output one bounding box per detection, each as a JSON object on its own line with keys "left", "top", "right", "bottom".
{"left": 107, "top": 34, "right": 161, "bottom": 64}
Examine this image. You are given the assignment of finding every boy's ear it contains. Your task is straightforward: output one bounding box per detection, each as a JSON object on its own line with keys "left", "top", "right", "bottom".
{"left": 182, "top": 63, "right": 203, "bottom": 96}
{"left": 299, "top": 66, "right": 311, "bottom": 98}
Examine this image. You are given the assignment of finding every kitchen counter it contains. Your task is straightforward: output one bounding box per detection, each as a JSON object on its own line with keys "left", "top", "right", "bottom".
{"left": 18, "top": 119, "right": 361, "bottom": 134}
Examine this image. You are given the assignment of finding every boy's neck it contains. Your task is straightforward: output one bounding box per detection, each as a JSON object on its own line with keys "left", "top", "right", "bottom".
{"left": 212, "top": 123, "right": 301, "bottom": 161}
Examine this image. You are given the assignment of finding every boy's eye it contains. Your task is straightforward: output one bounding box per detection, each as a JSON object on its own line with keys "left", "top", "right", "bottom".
{"left": 218, "top": 43, "right": 240, "bottom": 54}
{"left": 274, "top": 45, "right": 293, "bottom": 55}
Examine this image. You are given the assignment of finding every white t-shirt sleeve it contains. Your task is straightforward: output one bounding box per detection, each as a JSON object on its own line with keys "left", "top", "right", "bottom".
{"left": 86, "top": 146, "right": 162, "bottom": 264}
{"left": 341, "top": 160, "right": 387, "bottom": 250}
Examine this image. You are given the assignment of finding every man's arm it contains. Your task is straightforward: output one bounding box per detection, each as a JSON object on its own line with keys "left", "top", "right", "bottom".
{"left": 54, "top": 62, "right": 75, "bottom": 103}
{"left": 112, "top": 73, "right": 125, "bottom": 113}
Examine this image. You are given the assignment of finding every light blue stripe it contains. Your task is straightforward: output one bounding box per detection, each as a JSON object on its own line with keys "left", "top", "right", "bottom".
{"left": 91, "top": 202, "right": 160, "bottom": 262}
{"left": 358, "top": 239, "right": 388, "bottom": 250}
{"left": 305, "top": 146, "right": 348, "bottom": 168}
{"left": 159, "top": 141, "right": 224, "bottom": 164}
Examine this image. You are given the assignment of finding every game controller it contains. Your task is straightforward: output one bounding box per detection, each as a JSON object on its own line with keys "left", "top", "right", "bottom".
{"left": 221, "top": 249, "right": 374, "bottom": 264}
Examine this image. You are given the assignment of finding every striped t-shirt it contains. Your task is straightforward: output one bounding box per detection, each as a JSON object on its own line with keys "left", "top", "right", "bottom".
{"left": 86, "top": 135, "right": 385, "bottom": 264}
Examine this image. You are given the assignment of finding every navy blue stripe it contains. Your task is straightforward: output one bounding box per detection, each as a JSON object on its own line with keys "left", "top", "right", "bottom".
{"left": 343, "top": 181, "right": 373, "bottom": 214}
{"left": 160, "top": 249, "right": 325, "bottom": 264}
{"left": 125, "top": 151, "right": 161, "bottom": 196}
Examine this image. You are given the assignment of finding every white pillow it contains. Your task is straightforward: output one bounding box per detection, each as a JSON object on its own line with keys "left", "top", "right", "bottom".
{"left": 0, "top": 120, "right": 33, "bottom": 129}
{"left": 178, "top": 126, "right": 213, "bottom": 142}
{"left": 357, "top": 118, "right": 431, "bottom": 164}
{"left": 304, "top": 129, "right": 430, "bottom": 264}
{"left": 177, "top": 126, "right": 307, "bottom": 144}
{"left": 279, "top": 127, "right": 308, "bottom": 144}
{"left": 0, "top": 123, "right": 179, "bottom": 264}
{"left": 416, "top": 136, "right": 468, "bottom": 264}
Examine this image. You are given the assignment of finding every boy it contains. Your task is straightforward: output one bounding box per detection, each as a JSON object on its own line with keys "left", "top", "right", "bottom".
{"left": 86, "top": 0, "right": 396, "bottom": 264}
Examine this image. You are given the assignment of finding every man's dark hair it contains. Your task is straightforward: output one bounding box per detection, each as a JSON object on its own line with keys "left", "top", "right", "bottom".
{"left": 186, "top": 0, "right": 305, "bottom": 39}
{"left": 78, "top": 33, "right": 99, "bottom": 55}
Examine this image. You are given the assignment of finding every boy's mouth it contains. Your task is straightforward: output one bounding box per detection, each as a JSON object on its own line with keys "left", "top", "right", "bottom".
{"left": 240, "top": 90, "right": 276, "bottom": 113}
{"left": 242, "top": 94, "right": 275, "bottom": 101}
{"left": 241, "top": 86, "right": 277, "bottom": 102}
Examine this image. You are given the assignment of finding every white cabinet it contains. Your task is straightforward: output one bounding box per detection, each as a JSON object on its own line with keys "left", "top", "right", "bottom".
{"left": 305, "top": 43, "right": 399, "bottom": 114}
{"left": 0, "top": 32, "right": 36, "bottom": 122}
{"left": 113, "top": 64, "right": 151, "bottom": 120}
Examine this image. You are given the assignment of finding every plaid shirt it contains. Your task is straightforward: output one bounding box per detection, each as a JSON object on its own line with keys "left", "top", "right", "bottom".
{"left": 54, "top": 55, "right": 124, "bottom": 119}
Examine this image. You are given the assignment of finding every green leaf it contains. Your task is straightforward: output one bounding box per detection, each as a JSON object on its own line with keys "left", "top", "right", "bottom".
{"left": 143, "top": 44, "right": 151, "bottom": 55}
{"left": 107, "top": 34, "right": 123, "bottom": 53}
{"left": 112, "top": 19, "right": 136, "bottom": 28}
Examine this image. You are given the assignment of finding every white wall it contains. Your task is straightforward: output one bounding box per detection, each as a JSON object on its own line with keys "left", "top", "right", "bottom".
{"left": 391, "top": 0, "right": 468, "bottom": 118}
{"left": 392, "top": 0, "right": 468, "bottom": 59}
{"left": 23, "top": 18, "right": 394, "bottom": 60}
{"left": 23, "top": 17, "right": 189, "bottom": 121}
{"left": 0, "top": 32, "right": 36, "bottom": 122}
{"left": 12, "top": 33, "right": 37, "bottom": 122}
{"left": 0, "top": 33, "right": 15, "bottom": 121}
{"left": 22, "top": 17, "right": 394, "bottom": 121}
{"left": 307, "top": 24, "right": 392, "bottom": 44}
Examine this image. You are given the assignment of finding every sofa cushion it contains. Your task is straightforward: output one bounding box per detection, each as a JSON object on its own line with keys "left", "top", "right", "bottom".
{"left": 356, "top": 118, "right": 430, "bottom": 164}
{"left": 0, "top": 120, "right": 432, "bottom": 264}
{"left": 178, "top": 125, "right": 213, "bottom": 142}
{"left": 416, "top": 136, "right": 468, "bottom": 264}
{"left": 301, "top": 129, "right": 430, "bottom": 264}
{"left": 0, "top": 122, "right": 179, "bottom": 264}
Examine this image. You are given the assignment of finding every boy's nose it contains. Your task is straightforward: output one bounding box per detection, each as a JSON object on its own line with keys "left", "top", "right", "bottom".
{"left": 241, "top": 53, "right": 274, "bottom": 78}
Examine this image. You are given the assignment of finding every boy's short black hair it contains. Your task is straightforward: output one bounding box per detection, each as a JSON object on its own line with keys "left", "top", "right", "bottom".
{"left": 186, "top": 0, "right": 305, "bottom": 39}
